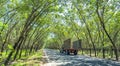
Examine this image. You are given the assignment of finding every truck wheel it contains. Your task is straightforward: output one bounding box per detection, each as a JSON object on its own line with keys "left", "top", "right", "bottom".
{"left": 60, "top": 50, "right": 62, "bottom": 53}
{"left": 74, "top": 50, "right": 78, "bottom": 55}
{"left": 66, "top": 50, "right": 70, "bottom": 55}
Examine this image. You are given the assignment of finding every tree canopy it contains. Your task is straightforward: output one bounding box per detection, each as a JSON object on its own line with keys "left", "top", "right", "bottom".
{"left": 0, "top": 0, "right": 120, "bottom": 65}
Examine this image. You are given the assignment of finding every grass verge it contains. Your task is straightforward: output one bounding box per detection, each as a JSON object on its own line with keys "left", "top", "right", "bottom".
{"left": 10, "top": 50, "right": 44, "bottom": 66}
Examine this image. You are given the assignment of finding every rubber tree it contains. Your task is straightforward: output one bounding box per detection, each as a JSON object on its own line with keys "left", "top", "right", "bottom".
{"left": 2, "top": 0, "right": 56, "bottom": 65}
{"left": 96, "top": 0, "right": 119, "bottom": 60}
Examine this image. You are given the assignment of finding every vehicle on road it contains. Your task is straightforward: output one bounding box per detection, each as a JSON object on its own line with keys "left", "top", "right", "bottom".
{"left": 60, "top": 39, "right": 81, "bottom": 55}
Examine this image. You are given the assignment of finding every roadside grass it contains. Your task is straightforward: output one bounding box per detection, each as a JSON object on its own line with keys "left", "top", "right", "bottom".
{"left": 10, "top": 50, "right": 43, "bottom": 66}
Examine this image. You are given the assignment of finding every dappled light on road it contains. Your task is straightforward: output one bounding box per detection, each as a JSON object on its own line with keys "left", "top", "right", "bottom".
{"left": 43, "top": 49, "right": 120, "bottom": 66}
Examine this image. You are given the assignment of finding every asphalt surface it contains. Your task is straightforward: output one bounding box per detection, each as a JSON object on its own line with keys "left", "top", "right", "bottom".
{"left": 43, "top": 49, "right": 120, "bottom": 66}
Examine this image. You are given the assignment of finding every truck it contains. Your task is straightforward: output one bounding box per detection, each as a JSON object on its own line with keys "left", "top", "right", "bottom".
{"left": 60, "top": 39, "right": 81, "bottom": 55}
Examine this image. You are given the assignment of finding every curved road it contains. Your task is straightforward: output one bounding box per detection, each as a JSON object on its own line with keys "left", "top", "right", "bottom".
{"left": 43, "top": 49, "right": 120, "bottom": 66}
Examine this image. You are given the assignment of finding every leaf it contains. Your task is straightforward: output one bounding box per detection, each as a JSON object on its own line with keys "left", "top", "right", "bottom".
{"left": 10, "top": 0, "right": 17, "bottom": 3}
{"left": 3, "top": 24, "right": 8, "bottom": 29}
{"left": 0, "top": 52, "right": 2, "bottom": 55}
{"left": 1, "top": 52, "right": 6, "bottom": 57}
{"left": 10, "top": 0, "right": 13, "bottom": 2}
{"left": 8, "top": 44, "right": 13, "bottom": 50}
{"left": 1, "top": 64, "right": 5, "bottom": 66}
{"left": 0, "top": 22, "right": 3, "bottom": 27}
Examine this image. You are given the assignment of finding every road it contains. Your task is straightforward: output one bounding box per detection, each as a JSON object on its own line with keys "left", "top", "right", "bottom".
{"left": 43, "top": 49, "right": 120, "bottom": 66}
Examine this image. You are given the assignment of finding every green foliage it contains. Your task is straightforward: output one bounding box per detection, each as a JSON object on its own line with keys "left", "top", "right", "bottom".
{"left": 0, "top": 22, "right": 3, "bottom": 27}
{"left": 8, "top": 44, "right": 13, "bottom": 50}
{"left": 11, "top": 50, "right": 43, "bottom": 66}
{"left": 0, "top": 0, "right": 120, "bottom": 65}
{"left": 1, "top": 64, "right": 5, "bottom": 66}
{"left": 1, "top": 52, "right": 6, "bottom": 58}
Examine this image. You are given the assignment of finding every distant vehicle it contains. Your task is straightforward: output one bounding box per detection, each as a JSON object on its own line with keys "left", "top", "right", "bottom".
{"left": 60, "top": 39, "right": 81, "bottom": 55}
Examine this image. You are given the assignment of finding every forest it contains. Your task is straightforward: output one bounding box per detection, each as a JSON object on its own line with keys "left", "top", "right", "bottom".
{"left": 0, "top": 0, "right": 120, "bottom": 66}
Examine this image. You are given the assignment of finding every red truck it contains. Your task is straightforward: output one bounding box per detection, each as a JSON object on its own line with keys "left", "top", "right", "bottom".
{"left": 60, "top": 39, "right": 81, "bottom": 55}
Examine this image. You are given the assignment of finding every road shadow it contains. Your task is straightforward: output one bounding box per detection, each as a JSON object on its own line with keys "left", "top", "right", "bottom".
{"left": 57, "top": 54, "right": 120, "bottom": 66}
{"left": 45, "top": 49, "right": 120, "bottom": 66}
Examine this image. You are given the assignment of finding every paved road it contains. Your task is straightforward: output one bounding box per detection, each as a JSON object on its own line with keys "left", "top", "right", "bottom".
{"left": 43, "top": 49, "right": 120, "bottom": 66}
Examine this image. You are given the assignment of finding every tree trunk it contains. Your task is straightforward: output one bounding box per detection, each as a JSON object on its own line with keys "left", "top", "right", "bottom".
{"left": 96, "top": 0, "right": 118, "bottom": 60}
